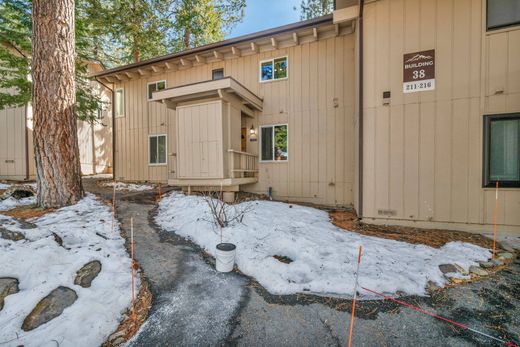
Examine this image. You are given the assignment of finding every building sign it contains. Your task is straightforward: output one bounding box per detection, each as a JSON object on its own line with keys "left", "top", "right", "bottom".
{"left": 403, "top": 49, "right": 435, "bottom": 93}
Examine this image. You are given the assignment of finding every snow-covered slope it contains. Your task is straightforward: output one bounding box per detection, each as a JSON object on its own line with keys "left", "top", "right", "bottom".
{"left": 0, "top": 194, "right": 135, "bottom": 346}
{"left": 156, "top": 192, "right": 490, "bottom": 298}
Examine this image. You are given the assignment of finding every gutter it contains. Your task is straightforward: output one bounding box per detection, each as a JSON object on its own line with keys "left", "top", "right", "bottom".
{"left": 91, "top": 15, "right": 334, "bottom": 78}
{"left": 358, "top": 0, "right": 365, "bottom": 218}
{"left": 24, "top": 103, "right": 29, "bottom": 180}
{"left": 95, "top": 77, "right": 115, "bottom": 180}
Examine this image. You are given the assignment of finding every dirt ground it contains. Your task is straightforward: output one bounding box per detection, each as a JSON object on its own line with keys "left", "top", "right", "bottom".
{"left": 330, "top": 210, "right": 495, "bottom": 249}
{"left": 1, "top": 205, "right": 52, "bottom": 219}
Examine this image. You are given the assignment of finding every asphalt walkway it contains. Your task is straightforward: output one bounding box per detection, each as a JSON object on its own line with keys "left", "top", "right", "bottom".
{"left": 85, "top": 178, "right": 519, "bottom": 347}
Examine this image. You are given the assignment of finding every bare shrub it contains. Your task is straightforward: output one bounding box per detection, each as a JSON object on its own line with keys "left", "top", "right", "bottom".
{"left": 201, "top": 188, "right": 253, "bottom": 243}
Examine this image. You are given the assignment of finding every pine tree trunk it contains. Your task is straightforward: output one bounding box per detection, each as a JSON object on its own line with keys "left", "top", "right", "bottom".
{"left": 32, "top": 0, "right": 84, "bottom": 208}
{"left": 184, "top": 29, "right": 190, "bottom": 49}
{"left": 133, "top": 46, "right": 139, "bottom": 63}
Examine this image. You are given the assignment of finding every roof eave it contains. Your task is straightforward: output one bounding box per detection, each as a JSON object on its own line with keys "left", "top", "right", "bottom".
{"left": 91, "top": 14, "right": 334, "bottom": 78}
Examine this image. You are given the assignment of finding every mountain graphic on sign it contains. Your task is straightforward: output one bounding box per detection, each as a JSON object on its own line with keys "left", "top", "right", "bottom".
{"left": 405, "top": 54, "right": 432, "bottom": 62}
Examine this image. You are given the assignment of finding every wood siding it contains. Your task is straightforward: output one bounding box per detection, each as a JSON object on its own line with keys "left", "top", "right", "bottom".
{"left": 0, "top": 63, "right": 112, "bottom": 180}
{"left": 0, "top": 106, "right": 29, "bottom": 179}
{"left": 114, "top": 33, "right": 356, "bottom": 206}
{"left": 362, "top": 0, "right": 520, "bottom": 230}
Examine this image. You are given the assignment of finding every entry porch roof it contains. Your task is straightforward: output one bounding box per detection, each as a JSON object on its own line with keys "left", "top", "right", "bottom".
{"left": 151, "top": 77, "right": 263, "bottom": 112}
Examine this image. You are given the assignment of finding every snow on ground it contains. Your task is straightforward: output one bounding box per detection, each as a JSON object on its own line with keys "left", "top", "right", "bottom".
{"left": 101, "top": 181, "right": 154, "bottom": 192}
{"left": 156, "top": 192, "right": 491, "bottom": 299}
{"left": 0, "top": 194, "right": 136, "bottom": 347}
{"left": 0, "top": 196, "right": 36, "bottom": 211}
{"left": 0, "top": 183, "right": 36, "bottom": 211}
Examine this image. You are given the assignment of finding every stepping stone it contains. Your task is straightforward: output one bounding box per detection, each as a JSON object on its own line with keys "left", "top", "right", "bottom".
{"left": 0, "top": 278, "right": 19, "bottom": 311}
{"left": 17, "top": 219, "right": 37, "bottom": 230}
{"left": 469, "top": 265, "right": 488, "bottom": 276}
{"left": 74, "top": 260, "right": 102, "bottom": 288}
{"left": 0, "top": 227, "right": 25, "bottom": 241}
{"left": 491, "top": 258, "right": 504, "bottom": 266}
{"left": 439, "top": 264, "right": 457, "bottom": 274}
{"left": 479, "top": 261, "right": 494, "bottom": 269}
{"left": 497, "top": 252, "right": 514, "bottom": 260}
{"left": 426, "top": 280, "right": 440, "bottom": 293}
{"left": 22, "top": 286, "right": 77, "bottom": 331}
{"left": 499, "top": 243, "right": 516, "bottom": 253}
{"left": 439, "top": 263, "right": 467, "bottom": 275}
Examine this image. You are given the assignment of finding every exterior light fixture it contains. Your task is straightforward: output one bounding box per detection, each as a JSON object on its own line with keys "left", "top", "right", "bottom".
{"left": 249, "top": 125, "right": 257, "bottom": 141}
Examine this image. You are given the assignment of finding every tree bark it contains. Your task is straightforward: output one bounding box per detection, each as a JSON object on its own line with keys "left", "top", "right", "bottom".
{"left": 32, "top": 0, "right": 84, "bottom": 208}
{"left": 184, "top": 29, "right": 190, "bottom": 49}
{"left": 133, "top": 45, "right": 139, "bottom": 63}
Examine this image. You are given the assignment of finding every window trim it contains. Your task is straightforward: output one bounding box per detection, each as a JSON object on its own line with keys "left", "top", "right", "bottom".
{"left": 482, "top": 113, "right": 520, "bottom": 188}
{"left": 212, "top": 68, "right": 224, "bottom": 80}
{"left": 259, "top": 124, "right": 289, "bottom": 163}
{"left": 148, "top": 134, "right": 168, "bottom": 166}
{"left": 115, "top": 88, "right": 125, "bottom": 118}
{"left": 486, "top": 0, "right": 520, "bottom": 31}
{"left": 259, "top": 56, "right": 289, "bottom": 83}
{"left": 147, "top": 80, "right": 167, "bottom": 101}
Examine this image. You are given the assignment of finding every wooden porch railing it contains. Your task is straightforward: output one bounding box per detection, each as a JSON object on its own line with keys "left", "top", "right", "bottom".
{"left": 228, "top": 149, "right": 258, "bottom": 178}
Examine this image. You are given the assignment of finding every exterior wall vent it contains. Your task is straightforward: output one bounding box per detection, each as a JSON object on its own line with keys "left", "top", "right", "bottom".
{"left": 377, "top": 209, "right": 397, "bottom": 216}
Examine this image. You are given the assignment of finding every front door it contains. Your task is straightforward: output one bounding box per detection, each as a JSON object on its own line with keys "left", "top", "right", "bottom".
{"left": 241, "top": 127, "right": 247, "bottom": 152}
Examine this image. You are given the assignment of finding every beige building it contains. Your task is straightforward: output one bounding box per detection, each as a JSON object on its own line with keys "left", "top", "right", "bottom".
{"left": 0, "top": 61, "right": 113, "bottom": 180}
{"left": 88, "top": 0, "right": 518, "bottom": 234}
{"left": 94, "top": 14, "right": 357, "bottom": 207}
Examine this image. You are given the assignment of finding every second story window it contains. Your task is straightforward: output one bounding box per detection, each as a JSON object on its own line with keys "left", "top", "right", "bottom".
{"left": 260, "top": 56, "right": 288, "bottom": 82}
{"left": 212, "top": 68, "right": 224, "bottom": 80}
{"left": 487, "top": 0, "right": 520, "bottom": 30}
{"left": 147, "top": 80, "right": 166, "bottom": 101}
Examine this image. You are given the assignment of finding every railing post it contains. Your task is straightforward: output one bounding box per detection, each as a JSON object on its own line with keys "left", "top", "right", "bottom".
{"left": 229, "top": 150, "right": 235, "bottom": 179}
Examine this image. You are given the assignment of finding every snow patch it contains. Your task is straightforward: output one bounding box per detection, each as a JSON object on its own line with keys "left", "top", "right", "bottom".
{"left": 101, "top": 181, "right": 154, "bottom": 192}
{"left": 0, "top": 183, "right": 36, "bottom": 211}
{"left": 156, "top": 192, "right": 491, "bottom": 299}
{"left": 0, "top": 196, "right": 36, "bottom": 211}
{"left": 0, "top": 194, "right": 135, "bottom": 346}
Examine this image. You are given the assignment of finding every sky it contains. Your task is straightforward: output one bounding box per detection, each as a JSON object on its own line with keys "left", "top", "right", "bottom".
{"left": 226, "top": 0, "right": 303, "bottom": 39}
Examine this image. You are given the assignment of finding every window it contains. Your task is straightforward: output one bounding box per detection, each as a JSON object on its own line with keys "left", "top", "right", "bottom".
{"left": 149, "top": 134, "right": 167, "bottom": 165}
{"left": 115, "top": 88, "right": 124, "bottom": 117}
{"left": 483, "top": 114, "right": 520, "bottom": 187}
{"left": 487, "top": 0, "right": 520, "bottom": 30}
{"left": 96, "top": 102, "right": 103, "bottom": 119}
{"left": 212, "top": 68, "right": 224, "bottom": 80}
{"left": 147, "top": 80, "right": 166, "bottom": 100}
{"left": 260, "top": 56, "right": 288, "bottom": 82}
{"left": 260, "top": 125, "right": 288, "bottom": 161}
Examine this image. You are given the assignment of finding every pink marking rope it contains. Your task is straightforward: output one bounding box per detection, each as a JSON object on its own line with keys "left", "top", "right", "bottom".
{"left": 361, "top": 286, "right": 518, "bottom": 347}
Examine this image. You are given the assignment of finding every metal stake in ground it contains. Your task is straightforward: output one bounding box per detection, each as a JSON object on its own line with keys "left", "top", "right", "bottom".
{"left": 493, "top": 181, "right": 499, "bottom": 258}
{"left": 130, "top": 217, "right": 135, "bottom": 321}
{"left": 111, "top": 183, "right": 116, "bottom": 233}
{"left": 348, "top": 245, "right": 362, "bottom": 347}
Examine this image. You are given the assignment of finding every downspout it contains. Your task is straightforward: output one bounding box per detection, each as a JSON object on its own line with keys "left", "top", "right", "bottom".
{"left": 95, "top": 77, "right": 115, "bottom": 180}
{"left": 358, "top": 0, "right": 365, "bottom": 218}
{"left": 24, "top": 104, "right": 29, "bottom": 180}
